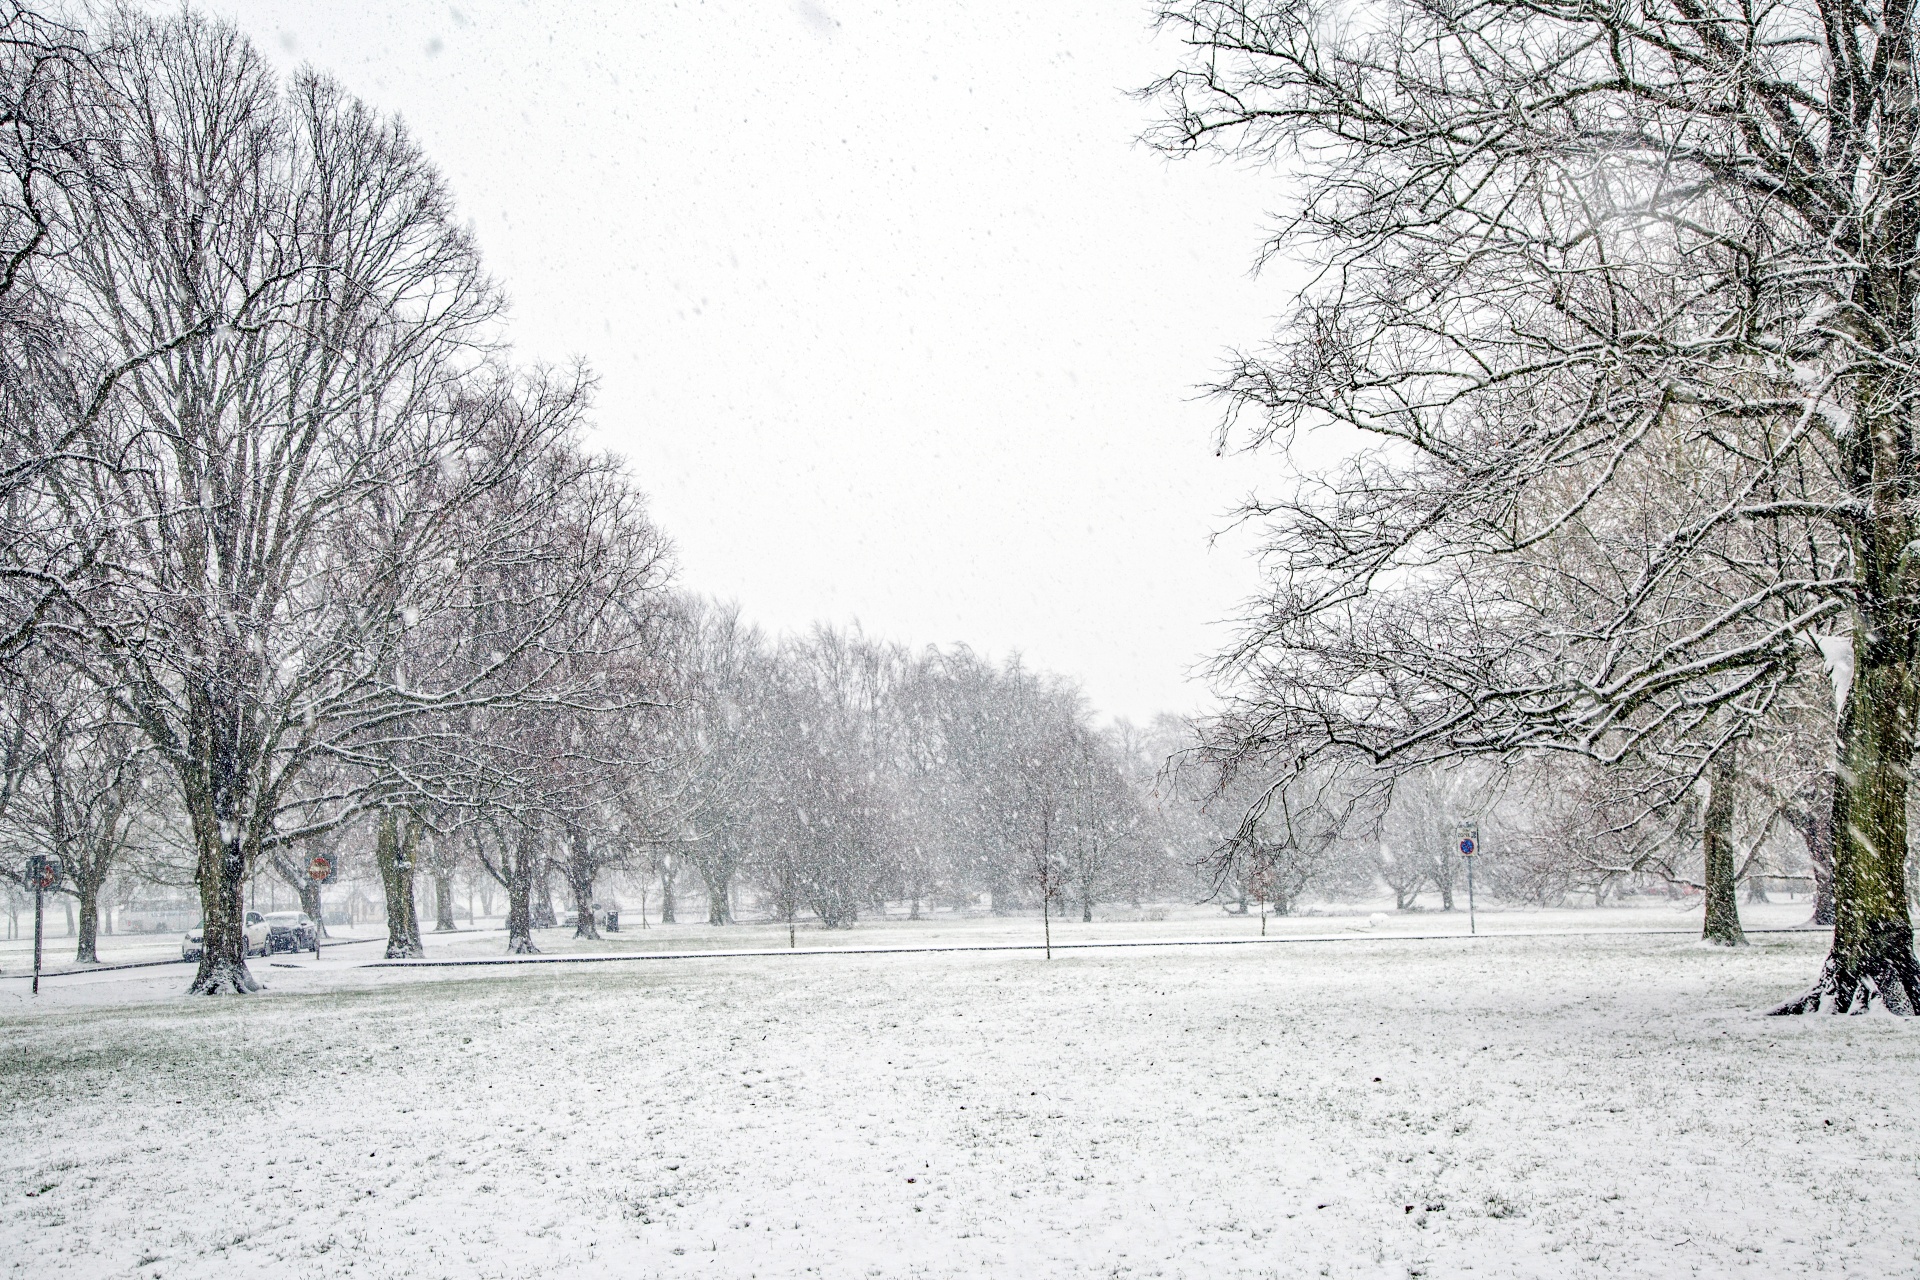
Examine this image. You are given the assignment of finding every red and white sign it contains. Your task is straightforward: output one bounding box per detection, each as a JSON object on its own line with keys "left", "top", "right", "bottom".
{"left": 308, "top": 854, "right": 334, "bottom": 883}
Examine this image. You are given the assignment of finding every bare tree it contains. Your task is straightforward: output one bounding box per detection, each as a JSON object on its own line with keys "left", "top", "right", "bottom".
{"left": 33, "top": 13, "right": 583, "bottom": 990}
{"left": 0, "top": 658, "right": 155, "bottom": 961}
{"left": 1150, "top": 0, "right": 1920, "bottom": 1011}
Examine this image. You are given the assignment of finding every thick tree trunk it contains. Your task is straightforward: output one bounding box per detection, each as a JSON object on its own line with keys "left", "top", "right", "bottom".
{"left": 433, "top": 871, "right": 457, "bottom": 932}
{"left": 1702, "top": 742, "right": 1746, "bottom": 947}
{"left": 530, "top": 857, "right": 557, "bottom": 929}
{"left": 188, "top": 818, "right": 259, "bottom": 994}
{"left": 377, "top": 810, "right": 425, "bottom": 959}
{"left": 1776, "top": 653, "right": 1920, "bottom": 1013}
{"left": 506, "top": 828, "right": 539, "bottom": 954}
{"left": 568, "top": 825, "right": 600, "bottom": 940}
{"left": 1776, "top": 62, "right": 1920, "bottom": 1009}
{"left": 74, "top": 867, "right": 101, "bottom": 963}
{"left": 659, "top": 863, "right": 676, "bottom": 924}
{"left": 705, "top": 880, "right": 729, "bottom": 925}
{"left": 297, "top": 877, "right": 326, "bottom": 938}
{"left": 1808, "top": 770, "right": 1837, "bottom": 927}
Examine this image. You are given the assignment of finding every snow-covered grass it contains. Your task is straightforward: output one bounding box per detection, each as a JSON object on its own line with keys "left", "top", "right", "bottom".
{"left": 3, "top": 917, "right": 1911, "bottom": 1279}
{"left": 0, "top": 895, "right": 1825, "bottom": 975}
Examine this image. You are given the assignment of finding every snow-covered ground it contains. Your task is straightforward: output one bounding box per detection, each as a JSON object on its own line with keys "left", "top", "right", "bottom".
{"left": 3, "top": 908, "right": 1911, "bottom": 1278}
{"left": 0, "top": 893, "right": 1828, "bottom": 975}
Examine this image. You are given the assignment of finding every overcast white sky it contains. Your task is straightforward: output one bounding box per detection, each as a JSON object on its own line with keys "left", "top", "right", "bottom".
{"left": 203, "top": 0, "right": 1293, "bottom": 723}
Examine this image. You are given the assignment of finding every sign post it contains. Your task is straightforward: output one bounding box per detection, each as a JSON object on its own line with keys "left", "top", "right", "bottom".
{"left": 25, "top": 855, "right": 59, "bottom": 995}
{"left": 307, "top": 854, "right": 333, "bottom": 958}
{"left": 1455, "top": 825, "right": 1479, "bottom": 936}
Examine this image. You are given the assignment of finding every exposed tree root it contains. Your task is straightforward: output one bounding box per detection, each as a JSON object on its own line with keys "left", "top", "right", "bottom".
{"left": 1772, "top": 949, "right": 1920, "bottom": 1015}
{"left": 507, "top": 934, "right": 540, "bottom": 955}
{"left": 384, "top": 939, "right": 426, "bottom": 960}
{"left": 187, "top": 956, "right": 262, "bottom": 995}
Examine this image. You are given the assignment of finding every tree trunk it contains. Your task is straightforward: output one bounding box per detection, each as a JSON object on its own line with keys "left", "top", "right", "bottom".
{"left": 1808, "top": 770, "right": 1837, "bottom": 927}
{"left": 1775, "top": 63, "right": 1920, "bottom": 1009}
{"left": 433, "top": 870, "right": 457, "bottom": 932}
{"left": 506, "top": 827, "right": 539, "bottom": 954}
{"left": 531, "top": 857, "right": 557, "bottom": 929}
{"left": 186, "top": 763, "right": 261, "bottom": 994}
{"left": 1777, "top": 651, "right": 1920, "bottom": 1013}
{"left": 660, "top": 863, "right": 676, "bottom": 924}
{"left": 706, "top": 880, "right": 729, "bottom": 925}
{"left": 1702, "top": 742, "right": 1746, "bottom": 947}
{"left": 377, "top": 810, "right": 425, "bottom": 959}
{"left": 299, "top": 877, "right": 326, "bottom": 937}
{"left": 1437, "top": 859, "right": 1455, "bottom": 911}
{"left": 74, "top": 877, "right": 99, "bottom": 964}
{"left": 568, "top": 824, "right": 600, "bottom": 940}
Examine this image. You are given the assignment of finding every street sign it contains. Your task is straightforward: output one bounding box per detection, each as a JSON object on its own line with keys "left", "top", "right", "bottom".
{"left": 25, "top": 854, "right": 59, "bottom": 890}
{"left": 1454, "top": 824, "right": 1480, "bottom": 936}
{"left": 307, "top": 853, "right": 334, "bottom": 883}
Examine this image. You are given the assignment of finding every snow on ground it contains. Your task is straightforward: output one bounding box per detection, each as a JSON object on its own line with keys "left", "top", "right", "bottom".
{"left": 2, "top": 909, "right": 1912, "bottom": 1279}
{"left": 0, "top": 894, "right": 1828, "bottom": 976}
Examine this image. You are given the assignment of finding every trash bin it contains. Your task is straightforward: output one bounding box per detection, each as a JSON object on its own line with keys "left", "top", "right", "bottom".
{"left": 603, "top": 910, "right": 619, "bottom": 933}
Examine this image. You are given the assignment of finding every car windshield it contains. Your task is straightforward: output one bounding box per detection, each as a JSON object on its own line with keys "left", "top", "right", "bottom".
{"left": 265, "top": 913, "right": 302, "bottom": 924}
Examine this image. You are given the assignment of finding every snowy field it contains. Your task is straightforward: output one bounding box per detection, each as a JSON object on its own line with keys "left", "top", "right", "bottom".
{"left": 3, "top": 909, "right": 1914, "bottom": 1279}
{"left": 0, "top": 894, "right": 1833, "bottom": 975}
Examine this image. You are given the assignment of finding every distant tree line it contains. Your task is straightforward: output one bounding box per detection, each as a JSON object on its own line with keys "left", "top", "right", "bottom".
{"left": 0, "top": 5, "right": 1217, "bottom": 983}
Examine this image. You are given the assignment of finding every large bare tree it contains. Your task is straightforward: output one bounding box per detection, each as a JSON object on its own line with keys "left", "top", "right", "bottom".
{"left": 36, "top": 12, "right": 555, "bottom": 991}
{"left": 1151, "top": 0, "right": 1920, "bottom": 1012}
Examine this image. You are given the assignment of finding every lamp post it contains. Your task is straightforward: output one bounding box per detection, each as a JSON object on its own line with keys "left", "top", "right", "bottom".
{"left": 25, "top": 855, "right": 60, "bottom": 994}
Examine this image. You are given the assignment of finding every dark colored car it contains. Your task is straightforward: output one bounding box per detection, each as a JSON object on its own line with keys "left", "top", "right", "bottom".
{"left": 261, "top": 911, "right": 318, "bottom": 954}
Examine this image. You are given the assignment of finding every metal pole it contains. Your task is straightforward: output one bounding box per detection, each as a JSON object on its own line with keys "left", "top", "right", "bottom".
{"left": 32, "top": 885, "right": 43, "bottom": 995}
{"left": 1467, "top": 855, "right": 1477, "bottom": 936}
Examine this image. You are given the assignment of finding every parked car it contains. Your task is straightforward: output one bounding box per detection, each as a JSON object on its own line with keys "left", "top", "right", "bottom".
{"left": 181, "top": 911, "right": 273, "bottom": 961}
{"left": 561, "top": 903, "right": 620, "bottom": 932}
{"left": 262, "top": 911, "right": 318, "bottom": 954}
